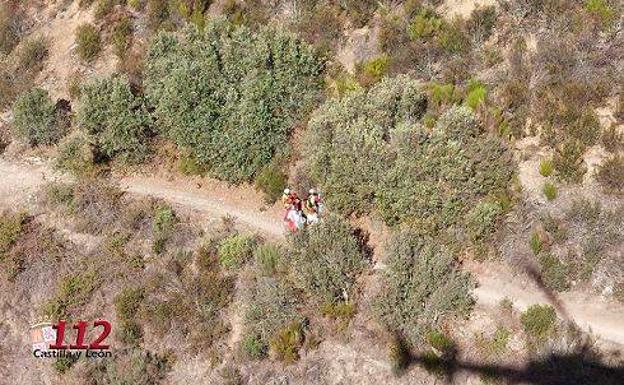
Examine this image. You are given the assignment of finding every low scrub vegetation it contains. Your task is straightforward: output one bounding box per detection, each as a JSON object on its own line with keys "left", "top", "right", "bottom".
{"left": 375, "top": 229, "right": 475, "bottom": 347}
{"left": 75, "top": 23, "right": 101, "bottom": 62}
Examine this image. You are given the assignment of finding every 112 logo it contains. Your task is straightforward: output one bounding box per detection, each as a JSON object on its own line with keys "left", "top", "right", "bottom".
{"left": 49, "top": 320, "right": 112, "bottom": 350}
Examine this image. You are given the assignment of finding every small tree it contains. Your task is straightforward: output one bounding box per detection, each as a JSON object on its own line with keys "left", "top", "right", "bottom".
{"left": 12, "top": 88, "right": 66, "bottom": 145}
{"left": 376, "top": 229, "right": 475, "bottom": 346}
{"left": 76, "top": 76, "right": 151, "bottom": 162}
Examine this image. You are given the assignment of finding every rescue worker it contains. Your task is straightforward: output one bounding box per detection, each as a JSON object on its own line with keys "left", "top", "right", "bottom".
{"left": 305, "top": 189, "right": 320, "bottom": 214}
{"left": 281, "top": 188, "right": 292, "bottom": 209}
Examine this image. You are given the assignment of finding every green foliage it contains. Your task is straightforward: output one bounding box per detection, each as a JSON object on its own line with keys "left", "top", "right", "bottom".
{"left": 464, "top": 79, "right": 487, "bottom": 110}
{"left": 85, "top": 349, "right": 173, "bottom": 385}
{"left": 584, "top": 0, "right": 615, "bottom": 28}
{"left": 520, "top": 304, "right": 557, "bottom": 341}
{"left": 75, "top": 23, "right": 101, "bottom": 62}
{"left": 112, "top": 15, "right": 133, "bottom": 58}
{"left": 466, "top": 201, "right": 502, "bottom": 242}
{"left": 54, "top": 356, "right": 77, "bottom": 374}
{"left": 356, "top": 55, "right": 389, "bottom": 87}
{"left": 543, "top": 182, "right": 557, "bottom": 201}
{"left": 242, "top": 276, "right": 301, "bottom": 359}
{"left": 0, "top": 211, "right": 26, "bottom": 257}
{"left": 255, "top": 163, "right": 287, "bottom": 204}
{"left": 287, "top": 214, "right": 366, "bottom": 304}
{"left": 144, "top": 20, "right": 323, "bottom": 183}
{"left": 553, "top": 139, "right": 586, "bottom": 183}
{"left": 475, "top": 326, "right": 510, "bottom": 358}
{"left": 596, "top": 155, "right": 624, "bottom": 194}
{"left": 152, "top": 205, "right": 177, "bottom": 254}
{"left": 539, "top": 158, "right": 554, "bottom": 177}
{"left": 218, "top": 234, "right": 257, "bottom": 270}
{"left": 529, "top": 232, "right": 542, "bottom": 255}
{"left": 54, "top": 132, "right": 97, "bottom": 177}
{"left": 375, "top": 230, "right": 475, "bottom": 346}
{"left": 305, "top": 76, "right": 427, "bottom": 215}
{"left": 253, "top": 243, "right": 283, "bottom": 277}
{"left": 269, "top": 321, "right": 303, "bottom": 363}
{"left": 538, "top": 253, "right": 569, "bottom": 292}
{"left": 408, "top": 9, "right": 444, "bottom": 40}
{"left": 44, "top": 270, "right": 99, "bottom": 319}
{"left": 76, "top": 76, "right": 151, "bottom": 162}
{"left": 115, "top": 287, "right": 144, "bottom": 321}
{"left": 12, "top": 88, "right": 66, "bottom": 146}
{"left": 15, "top": 36, "right": 48, "bottom": 72}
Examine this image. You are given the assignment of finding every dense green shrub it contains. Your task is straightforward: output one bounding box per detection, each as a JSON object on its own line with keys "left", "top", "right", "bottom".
{"left": 287, "top": 214, "right": 367, "bottom": 305}
{"left": 255, "top": 162, "right": 287, "bottom": 204}
{"left": 75, "top": 23, "right": 101, "bottom": 62}
{"left": 596, "top": 155, "right": 624, "bottom": 194}
{"left": 539, "top": 158, "right": 554, "bottom": 177}
{"left": 54, "top": 132, "right": 97, "bottom": 177}
{"left": 356, "top": 55, "right": 389, "bottom": 87}
{"left": 466, "top": 201, "right": 503, "bottom": 242}
{"left": 12, "top": 88, "right": 67, "bottom": 145}
{"left": 305, "top": 76, "right": 426, "bottom": 215}
{"left": 306, "top": 80, "right": 512, "bottom": 237}
{"left": 76, "top": 76, "right": 151, "bottom": 162}
{"left": 218, "top": 234, "right": 257, "bottom": 270}
{"left": 375, "top": 229, "right": 475, "bottom": 346}
{"left": 144, "top": 20, "right": 323, "bottom": 183}
{"left": 520, "top": 304, "right": 557, "bottom": 341}
{"left": 464, "top": 79, "right": 487, "bottom": 110}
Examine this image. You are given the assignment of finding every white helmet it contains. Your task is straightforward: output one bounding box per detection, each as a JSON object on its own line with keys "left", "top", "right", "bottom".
{"left": 284, "top": 188, "right": 290, "bottom": 195}
{"left": 309, "top": 188, "right": 316, "bottom": 194}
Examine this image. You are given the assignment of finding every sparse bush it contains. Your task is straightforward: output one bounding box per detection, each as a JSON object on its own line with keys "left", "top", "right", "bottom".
{"left": 520, "top": 304, "right": 557, "bottom": 341}
{"left": 253, "top": 243, "right": 283, "bottom": 277}
{"left": 145, "top": 20, "right": 323, "bottom": 183}
{"left": 539, "top": 158, "right": 554, "bottom": 177}
{"left": 85, "top": 349, "right": 173, "bottom": 385}
{"left": 44, "top": 270, "right": 99, "bottom": 319}
{"left": 0, "top": 211, "right": 26, "bottom": 257}
{"left": 112, "top": 15, "right": 133, "bottom": 58}
{"left": 529, "top": 232, "right": 543, "bottom": 255}
{"left": 115, "top": 287, "right": 144, "bottom": 321}
{"left": 152, "top": 205, "right": 177, "bottom": 254}
{"left": 242, "top": 276, "right": 301, "bottom": 359}
{"left": 553, "top": 139, "right": 586, "bottom": 183}
{"left": 76, "top": 76, "right": 151, "bottom": 162}
{"left": 218, "top": 234, "right": 257, "bottom": 270}
{"left": 467, "top": 5, "right": 497, "bottom": 43}
{"left": 255, "top": 163, "right": 287, "bottom": 204}
{"left": 601, "top": 125, "right": 623, "bottom": 152}
{"left": 584, "top": 0, "right": 615, "bottom": 29}
{"left": 12, "top": 88, "right": 67, "bottom": 145}
{"left": 0, "top": 3, "right": 21, "bottom": 55}
{"left": 269, "top": 321, "right": 303, "bottom": 363}
{"left": 356, "top": 55, "right": 389, "bottom": 87}
{"left": 287, "top": 215, "right": 367, "bottom": 305}
{"left": 538, "top": 253, "right": 569, "bottom": 292}
{"left": 54, "top": 132, "right": 97, "bottom": 177}
{"left": 596, "top": 155, "right": 624, "bottom": 194}
{"left": 375, "top": 230, "right": 475, "bottom": 346}
{"left": 543, "top": 182, "right": 557, "bottom": 201}
{"left": 475, "top": 326, "right": 510, "bottom": 358}
{"left": 464, "top": 79, "right": 487, "bottom": 110}
{"left": 15, "top": 36, "right": 48, "bottom": 72}
{"left": 75, "top": 23, "right": 101, "bottom": 62}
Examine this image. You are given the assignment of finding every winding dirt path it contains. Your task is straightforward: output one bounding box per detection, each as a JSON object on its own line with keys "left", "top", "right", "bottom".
{"left": 1, "top": 158, "right": 623, "bottom": 347}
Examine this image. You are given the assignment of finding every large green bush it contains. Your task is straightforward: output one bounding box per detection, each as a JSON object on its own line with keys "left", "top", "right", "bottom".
{"left": 375, "top": 229, "right": 475, "bottom": 346}
{"left": 306, "top": 82, "right": 513, "bottom": 236}
{"left": 287, "top": 214, "right": 367, "bottom": 305}
{"left": 76, "top": 76, "right": 151, "bottom": 162}
{"left": 144, "top": 20, "right": 323, "bottom": 183}
{"left": 12, "top": 88, "right": 67, "bottom": 145}
{"left": 305, "top": 76, "right": 427, "bottom": 215}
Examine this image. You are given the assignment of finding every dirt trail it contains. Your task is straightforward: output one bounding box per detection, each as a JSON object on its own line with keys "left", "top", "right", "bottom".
{"left": 1, "top": 158, "right": 623, "bottom": 347}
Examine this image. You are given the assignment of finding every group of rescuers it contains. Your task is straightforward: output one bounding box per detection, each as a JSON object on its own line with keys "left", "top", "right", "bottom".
{"left": 280, "top": 188, "right": 324, "bottom": 231}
